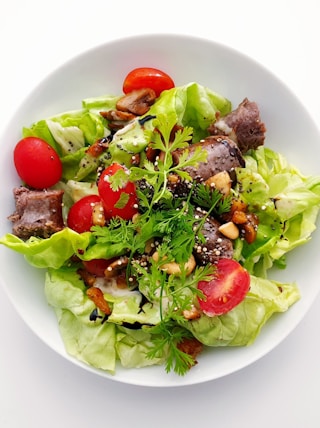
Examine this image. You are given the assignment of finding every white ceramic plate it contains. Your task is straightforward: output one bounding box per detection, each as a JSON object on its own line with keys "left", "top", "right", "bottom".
{"left": 1, "top": 34, "right": 320, "bottom": 387}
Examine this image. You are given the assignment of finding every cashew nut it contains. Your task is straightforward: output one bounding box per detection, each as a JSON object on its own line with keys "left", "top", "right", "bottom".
{"left": 218, "top": 221, "right": 240, "bottom": 240}
{"left": 152, "top": 252, "right": 196, "bottom": 276}
{"left": 205, "top": 171, "right": 232, "bottom": 195}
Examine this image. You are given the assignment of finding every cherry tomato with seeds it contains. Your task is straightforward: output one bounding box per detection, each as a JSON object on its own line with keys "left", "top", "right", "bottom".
{"left": 197, "top": 258, "right": 250, "bottom": 316}
{"left": 14, "top": 136, "right": 62, "bottom": 189}
{"left": 123, "top": 67, "right": 175, "bottom": 98}
{"left": 98, "top": 163, "right": 138, "bottom": 220}
{"left": 67, "top": 195, "right": 102, "bottom": 233}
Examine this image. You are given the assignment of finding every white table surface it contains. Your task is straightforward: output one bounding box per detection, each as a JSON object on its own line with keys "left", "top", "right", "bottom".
{"left": 1, "top": 1, "right": 320, "bottom": 427}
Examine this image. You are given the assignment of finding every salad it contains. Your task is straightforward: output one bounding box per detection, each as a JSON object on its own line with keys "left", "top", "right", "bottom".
{"left": 1, "top": 67, "right": 320, "bottom": 376}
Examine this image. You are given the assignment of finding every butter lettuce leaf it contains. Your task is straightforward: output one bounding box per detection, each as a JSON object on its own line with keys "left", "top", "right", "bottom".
{"left": 23, "top": 110, "right": 109, "bottom": 155}
{"left": 236, "top": 147, "right": 320, "bottom": 277}
{"left": 44, "top": 267, "right": 300, "bottom": 373}
{"left": 0, "top": 229, "right": 91, "bottom": 269}
{"left": 44, "top": 267, "right": 165, "bottom": 372}
{"left": 45, "top": 267, "right": 117, "bottom": 372}
{"left": 116, "top": 327, "right": 166, "bottom": 369}
{"left": 108, "top": 119, "right": 150, "bottom": 167}
{"left": 181, "top": 275, "right": 300, "bottom": 346}
{"left": 22, "top": 106, "right": 112, "bottom": 181}
{"left": 82, "top": 93, "right": 120, "bottom": 114}
{"left": 147, "top": 82, "right": 232, "bottom": 142}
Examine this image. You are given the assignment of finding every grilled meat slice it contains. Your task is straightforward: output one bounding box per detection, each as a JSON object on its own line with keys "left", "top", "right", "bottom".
{"left": 194, "top": 209, "right": 234, "bottom": 265}
{"left": 208, "top": 98, "right": 266, "bottom": 153}
{"left": 8, "top": 187, "right": 64, "bottom": 240}
{"left": 172, "top": 135, "right": 245, "bottom": 183}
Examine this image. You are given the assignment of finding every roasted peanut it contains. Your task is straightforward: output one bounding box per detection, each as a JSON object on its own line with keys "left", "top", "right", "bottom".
{"left": 168, "top": 173, "right": 180, "bottom": 184}
{"left": 182, "top": 305, "right": 202, "bottom": 320}
{"left": 230, "top": 198, "right": 248, "bottom": 213}
{"left": 241, "top": 213, "right": 259, "bottom": 244}
{"left": 231, "top": 210, "right": 248, "bottom": 224}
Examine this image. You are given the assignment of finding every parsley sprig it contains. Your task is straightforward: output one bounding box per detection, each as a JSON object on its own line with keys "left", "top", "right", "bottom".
{"left": 91, "top": 114, "right": 231, "bottom": 376}
{"left": 126, "top": 114, "right": 231, "bottom": 375}
{"left": 131, "top": 253, "right": 213, "bottom": 375}
{"left": 130, "top": 114, "right": 207, "bottom": 208}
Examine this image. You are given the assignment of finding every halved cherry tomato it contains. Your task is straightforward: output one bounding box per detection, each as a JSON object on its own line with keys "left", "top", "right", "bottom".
{"left": 197, "top": 258, "right": 250, "bottom": 316}
{"left": 98, "top": 163, "right": 138, "bottom": 220}
{"left": 67, "top": 195, "right": 102, "bottom": 233}
{"left": 83, "top": 258, "right": 115, "bottom": 277}
{"left": 13, "top": 136, "right": 62, "bottom": 189}
{"left": 123, "top": 67, "right": 175, "bottom": 98}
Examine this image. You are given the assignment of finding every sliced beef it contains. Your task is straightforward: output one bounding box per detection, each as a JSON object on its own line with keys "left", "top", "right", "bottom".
{"left": 8, "top": 187, "right": 64, "bottom": 240}
{"left": 208, "top": 98, "right": 266, "bottom": 153}
{"left": 194, "top": 209, "right": 233, "bottom": 265}
{"left": 137, "top": 136, "right": 245, "bottom": 203}
{"left": 172, "top": 135, "right": 245, "bottom": 183}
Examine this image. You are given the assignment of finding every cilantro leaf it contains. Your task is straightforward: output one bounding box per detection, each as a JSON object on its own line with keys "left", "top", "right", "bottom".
{"left": 109, "top": 167, "right": 130, "bottom": 191}
{"left": 130, "top": 113, "right": 207, "bottom": 210}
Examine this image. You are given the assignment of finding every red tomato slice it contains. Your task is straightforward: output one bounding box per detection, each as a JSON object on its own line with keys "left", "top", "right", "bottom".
{"left": 197, "top": 258, "right": 250, "bottom": 316}
{"left": 83, "top": 258, "right": 115, "bottom": 277}
{"left": 123, "top": 67, "right": 175, "bottom": 97}
{"left": 98, "top": 163, "right": 138, "bottom": 220}
{"left": 67, "top": 195, "right": 102, "bottom": 233}
{"left": 14, "top": 137, "right": 62, "bottom": 189}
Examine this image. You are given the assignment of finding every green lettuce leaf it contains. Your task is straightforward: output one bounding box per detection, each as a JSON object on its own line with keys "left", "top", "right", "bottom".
{"left": 82, "top": 93, "right": 120, "bottom": 113}
{"left": 59, "top": 179, "right": 99, "bottom": 204}
{"left": 106, "top": 292, "right": 161, "bottom": 326}
{"left": 44, "top": 267, "right": 300, "bottom": 373}
{"left": 0, "top": 229, "right": 91, "bottom": 269}
{"left": 236, "top": 147, "right": 320, "bottom": 276}
{"left": 23, "top": 110, "right": 109, "bottom": 154}
{"left": 60, "top": 147, "right": 100, "bottom": 182}
{"left": 108, "top": 118, "right": 150, "bottom": 167}
{"left": 45, "top": 267, "right": 117, "bottom": 373}
{"left": 44, "top": 267, "right": 164, "bottom": 371}
{"left": 23, "top": 107, "right": 111, "bottom": 181}
{"left": 116, "top": 327, "right": 166, "bottom": 368}
{"left": 46, "top": 119, "right": 85, "bottom": 155}
{"left": 147, "top": 82, "right": 232, "bottom": 142}
{"left": 181, "top": 275, "right": 300, "bottom": 346}
{"left": 23, "top": 119, "right": 60, "bottom": 152}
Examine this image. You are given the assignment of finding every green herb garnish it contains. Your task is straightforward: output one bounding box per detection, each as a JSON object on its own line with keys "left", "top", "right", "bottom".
{"left": 130, "top": 114, "right": 207, "bottom": 208}
{"left": 93, "top": 114, "right": 228, "bottom": 375}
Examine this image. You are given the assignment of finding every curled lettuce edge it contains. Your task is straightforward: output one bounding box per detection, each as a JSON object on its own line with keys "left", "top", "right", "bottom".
{"left": 43, "top": 266, "right": 300, "bottom": 373}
